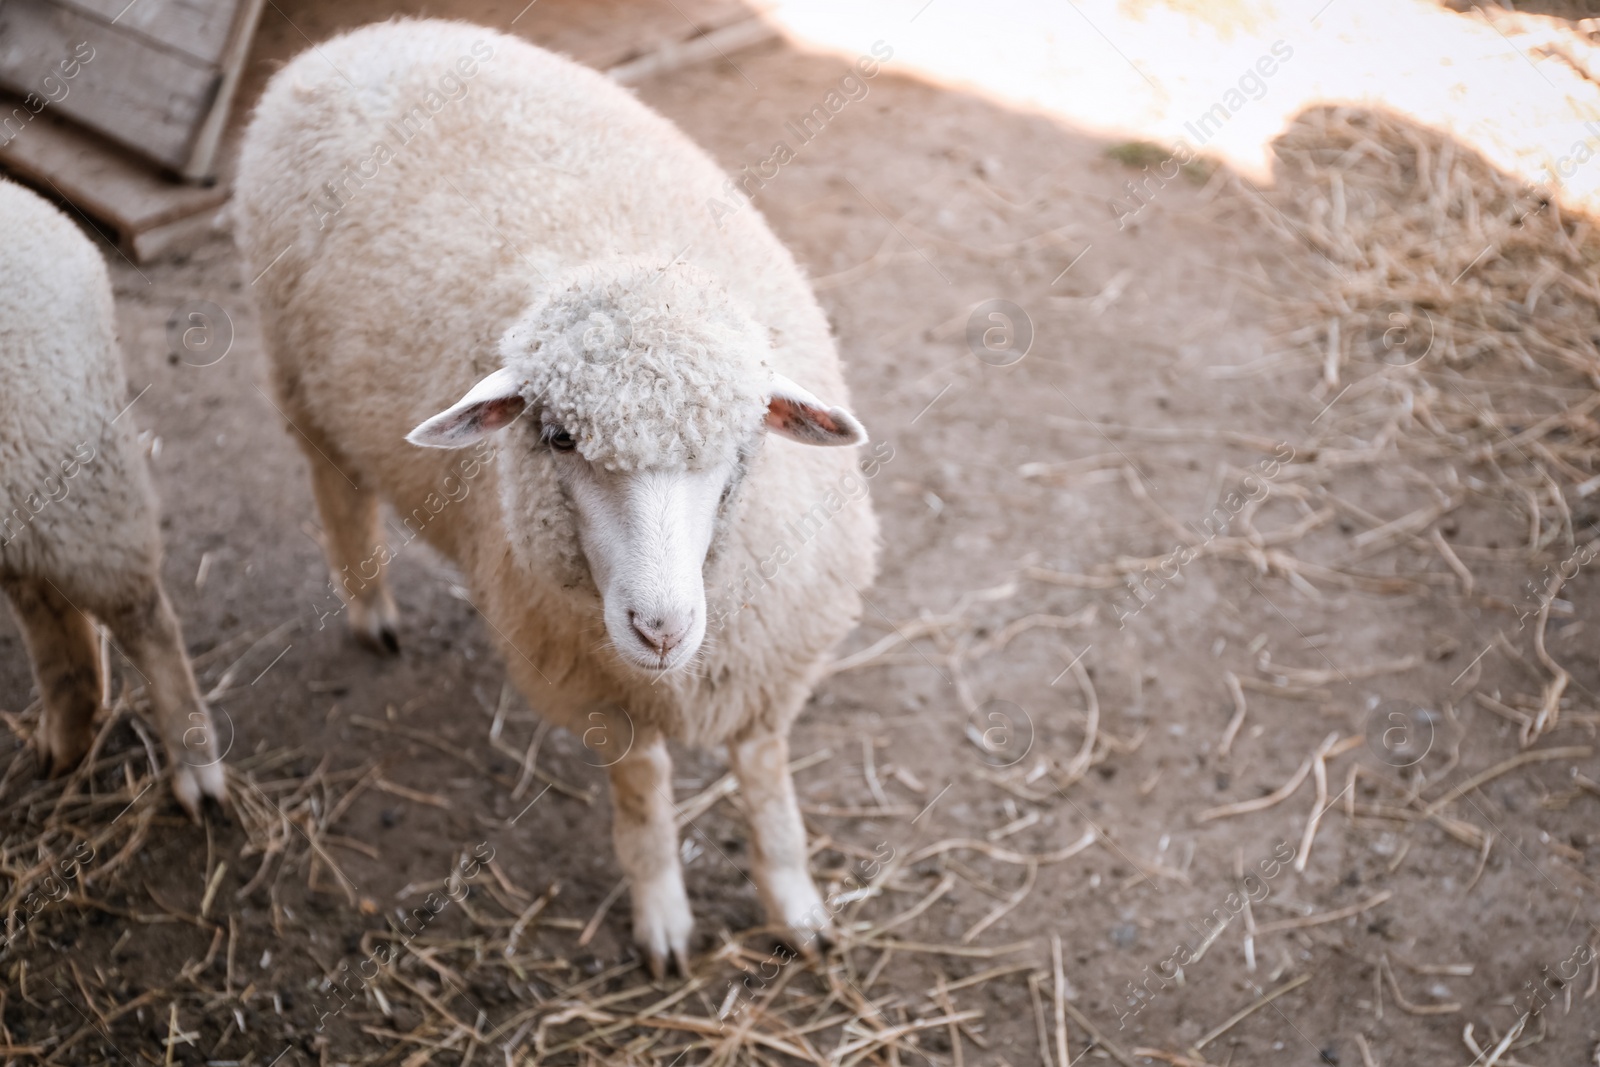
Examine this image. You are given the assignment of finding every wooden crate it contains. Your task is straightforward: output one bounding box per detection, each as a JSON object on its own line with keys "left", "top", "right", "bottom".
{"left": 0, "top": 0, "right": 770, "bottom": 262}
{"left": 0, "top": 101, "right": 230, "bottom": 262}
{"left": 0, "top": 0, "right": 266, "bottom": 180}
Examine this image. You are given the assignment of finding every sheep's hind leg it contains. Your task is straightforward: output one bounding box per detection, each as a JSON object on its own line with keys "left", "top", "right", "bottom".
{"left": 2, "top": 576, "right": 101, "bottom": 777}
{"left": 729, "top": 732, "right": 836, "bottom": 955}
{"left": 607, "top": 731, "right": 694, "bottom": 978}
{"left": 99, "top": 576, "right": 226, "bottom": 818}
{"left": 300, "top": 428, "right": 399, "bottom": 654}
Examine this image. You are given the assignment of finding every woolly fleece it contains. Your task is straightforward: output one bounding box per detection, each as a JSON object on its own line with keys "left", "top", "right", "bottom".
{"left": 0, "top": 177, "right": 160, "bottom": 602}
{"left": 503, "top": 259, "right": 771, "bottom": 472}
{"left": 234, "top": 19, "right": 880, "bottom": 750}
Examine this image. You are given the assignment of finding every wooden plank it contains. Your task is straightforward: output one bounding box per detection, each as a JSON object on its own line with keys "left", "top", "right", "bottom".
{"left": 230, "top": 0, "right": 763, "bottom": 115}
{"left": 0, "top": 0, "right": 219, "bottom": 172}
{"left": 129, "top": 203, "right": 222, "bottom": 261}
{"left": 0, "top": 95, "right": 226, "bottom": 257}
{"left": 179, "top": 0, "right": 263, "bottom": 178}
{"left": 41, "top": 0, "right": 239, "bottom": 64}
{"left": 607, "top": 15, "right": 776, "bottom": 84}
{"left": 524, "top": 0, "right": 759, "bottom": 72}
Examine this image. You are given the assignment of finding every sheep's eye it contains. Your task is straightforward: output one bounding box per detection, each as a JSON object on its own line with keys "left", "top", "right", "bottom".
{"left": 545, "top": 428, "right": 577, "bottom": 452}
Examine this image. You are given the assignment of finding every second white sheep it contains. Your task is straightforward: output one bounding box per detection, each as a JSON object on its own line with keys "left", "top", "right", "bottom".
{"left": 1, "top": 177, "right": 226, "bottom": 815}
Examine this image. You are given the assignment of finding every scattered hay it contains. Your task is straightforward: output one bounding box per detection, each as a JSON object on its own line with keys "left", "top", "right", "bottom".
{"left": 8, "top": 57, "right": 1600, "bottom": 1067}
{"left": 1237, "top": 105, "right": 1600, "bottom": 750}
{"left": 1078, "top": 100, "right": 1600, "bottom": 1062}
{"left": 0, "top": 677, "right": 1100, "bottom": 1064}
{"left": 828, "top": 97, "right": 1600, "bottom": 1065}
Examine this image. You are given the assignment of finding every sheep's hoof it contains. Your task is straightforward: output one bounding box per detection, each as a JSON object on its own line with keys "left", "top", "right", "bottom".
{"left": 351, "top": 618, "right": 401, "bottom": 656}
{"left": 782, "top": 917, "right": 839, "bottom": 961}
{"left": 201, "top": 793, "right": 232, "bottom": 826}
{"left": 764, "top": 877, "right": 839, "bottom": 960}
{"left": 33, "top": 718, "right": 94, "bottom": 779}
{"left": 644, "top": 942, "right": 693, "bottom": 982}
{"left": 348, "top": 594, "right": 401, "bottom": 656}
{"left": 171, "top": 761, "right": 229, "bottom": 823}
{"left": 634, "top": 884, "right": 695, "bottom": 981}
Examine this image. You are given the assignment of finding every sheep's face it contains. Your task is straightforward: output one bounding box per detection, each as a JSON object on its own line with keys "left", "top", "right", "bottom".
{"left": 405, "top": 261, "right": 868, "bottom": 674}
{"left": 549, "top": 442, "right": 736, "bottom": 671}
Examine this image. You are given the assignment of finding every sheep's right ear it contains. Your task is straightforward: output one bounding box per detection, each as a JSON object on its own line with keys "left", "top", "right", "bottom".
{"left": 407, "top": 367, "right": 529, "bottom": 448}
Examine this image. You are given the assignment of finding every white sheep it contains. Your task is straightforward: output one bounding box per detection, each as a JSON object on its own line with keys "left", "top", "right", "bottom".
{"left": 0, "top": 177, "right": 226, "bottom": 815}
{"left": 235, "top": 19, "right": 880, "bottom": 974}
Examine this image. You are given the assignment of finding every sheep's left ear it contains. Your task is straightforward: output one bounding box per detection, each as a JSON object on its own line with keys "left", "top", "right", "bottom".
{"left": 765, "top": 374, "right": 867, "bottom": 446}
{"left": 407, "top": 367, "right": 530, "bottom": 448}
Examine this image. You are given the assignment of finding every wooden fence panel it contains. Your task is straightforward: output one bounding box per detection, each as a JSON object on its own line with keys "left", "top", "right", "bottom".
{"left": 0, "top": 0, "right": 256, "bottom": 174}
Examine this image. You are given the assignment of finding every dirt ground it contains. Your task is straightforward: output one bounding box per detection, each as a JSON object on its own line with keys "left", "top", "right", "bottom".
{"left": 3, "top": 1, "right": 1600, "bottom": 1065}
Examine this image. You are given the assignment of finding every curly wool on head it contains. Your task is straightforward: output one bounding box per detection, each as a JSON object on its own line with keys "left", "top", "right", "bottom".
{"left": 501, "top": 259, "right": 772, "bottom": 471}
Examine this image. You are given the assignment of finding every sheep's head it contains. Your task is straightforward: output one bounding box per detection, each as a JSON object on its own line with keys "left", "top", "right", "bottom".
{"left": 406, "top": 259, "right": 867, "bottom": 674}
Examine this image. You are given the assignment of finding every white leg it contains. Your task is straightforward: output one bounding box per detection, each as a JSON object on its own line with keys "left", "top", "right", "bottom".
{"left": 302, "top": 423, "right": 399, "bottom": 654}
{"left": 729, "top": 732, "right": 834, "bottom": 954}
{"left": 606, "top": 733, "right": 693, "bottom": 977}
{"left": 99, "top": 578, "right": 227, "bottom": 817}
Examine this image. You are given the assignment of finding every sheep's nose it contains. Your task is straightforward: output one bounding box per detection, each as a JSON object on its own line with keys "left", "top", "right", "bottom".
{"left": 630, "top": 610, "right": 690, "bottom": 657}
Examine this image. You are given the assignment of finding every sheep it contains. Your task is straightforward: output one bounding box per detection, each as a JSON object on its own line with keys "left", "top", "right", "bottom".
{"left": 235, "top": 19, "right": 880, "bottom": 975}
{"left": 0, "top": 177, "right": 226, "bottom": 815}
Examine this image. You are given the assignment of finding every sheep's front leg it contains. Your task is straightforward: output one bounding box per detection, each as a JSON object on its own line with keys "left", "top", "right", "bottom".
{"left": 2, "top": 576, "right": 101, "bottom": 777}
{"left": 607, "top": 733, "right": 693, "bottom": 978}
{"left": 100, "top": 579, "right": 227, "bottom": 818}
{"left": 729, "top": 732, "right": 835, "bottom": 954}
